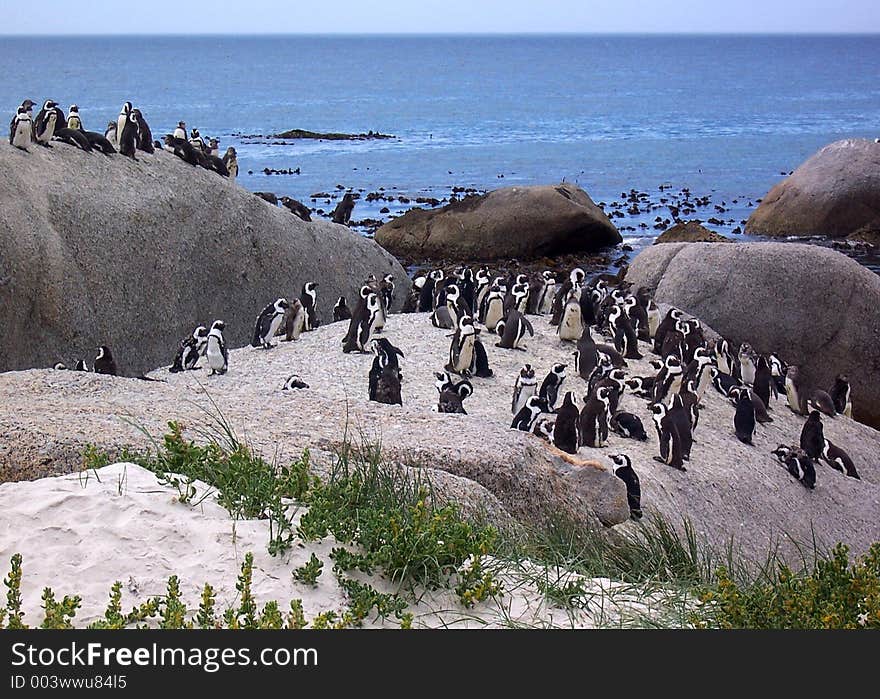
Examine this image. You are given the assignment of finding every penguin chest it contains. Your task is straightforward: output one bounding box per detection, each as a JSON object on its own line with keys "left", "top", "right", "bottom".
{"left": 206, "top": 339, "right": 223, "bottom": 367}
{"left": 539, "top": 287, "right": 555, "bottom": 314}
{"left": 455, "top": 337, "right": 475, "bottom": 370}
{"left": 266, "top": 313, "right": 285, "bottom": 339}
{"left": 558, "top": 307, "right": 583, "bottom": 340}
{"left": 785, "top": 378, "right": 800, "bottom": 412}
{"left": 484, "top": 302, "right": 503, "bottom": 331}
{"left": 12, "top": 120, "right": 32, "bottom": 147}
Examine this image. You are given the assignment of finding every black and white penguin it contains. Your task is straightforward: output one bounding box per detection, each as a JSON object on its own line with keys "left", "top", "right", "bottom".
{"left": 342, "top": 285, "right": 373, "bottom": 353}
{"left": 552, "top": 392, "right": 581, "bottom": 455}
{"left": 357, "top": 292, "right": 383, "bottom": 351}
{"left": 446, "top": 315, "right": 478, "bottom": 377}
{"left": 116, "top": 102, "right": 131, "bottom": 147}
{"left": 752, "top": 355, "right": 774, "bottom": 409}
{"left": 333, "top": 296, "right": 352, "bottom": 322}
{"left": 53, "top": 362, "right": 67, "bottom": 370}
{"left": 74, "top": 359, "right": 89, "bottom": 372}
{"left": 676, "top": 377, "right": 701, "bottom": 433}
{"left": 371, "top": 337, "right": 405, "bottom": 375}
{"left": 81, "top": 130, "right": 115, "bottom": 154}
{"left": 591, "top": 368, "right": 626, "bottom": 414}
{"left": 186, "top": 325, "right": 208, "bottom": 369}
{"left": 473, "top": 267, "right": 491, "bottom": 312}
{"left": 368, "top": 363, "right": 402, "bottom": 405}
{"left": 282, "top": 375, "right": 309, "bottom": 390}
{"left": 129, "top": 108, "right": 154, "bottom": 153}
{"left": 549, "top": 267, "right": 586, "bottom": 326}
{"left": 650, "top": 402, "right": 686, "bottom": 471}
{"left": 820, "top": 439, "right": 860, "bottom": 480}
{"left": 480, "top": 286, "right": 505, "bottom": 332}
{"left": 557, "top": 290, "right": 584, "bottom": 342}
{"left": 710, "top": 366, "right": 740, "bottom": 398}
{"left": 511, "top": 396, "right": 549, "bottom": 432}
{"left": 768, "top": 353, "right": 787, "bottom": 395}
{"left": 470, "top": 333, "right": 494, "bottom": 378}
{"left": 52, "top": 127, "right": 92, "bottom": 151}
{"left": 573, "top": 327, "right": 599, "bottom": 380}
{"left": 162, "top": 134, "right": 200, "bottom": 165}
{"left": 34, "top": 100, "right": 63, "bottom": 146}
{"left": 609, "top": 412, "right": 648, "bottom": 441}
{"left": 625, "top": 376, "right": 655, "bottom": 400}
{"left": 532, "top": 417, "right": 556, "bottom": 443}
{"left": 278, "top": 299, "right": 304, "bottom": 342}
{"left": 251, "top": 298, "right": 290, "bottom": 349}
{"left": 9, "top": 106, "right": 33, "bottom": 150}
{"left": 418, "top": 270, "right": 443, "bottom": 313}
{"left": 738, "top": 343, "right": 757, "bottom": 386}
{"left": 118, "top": 109, "right": 139, "bottom": 159}
{"left": 299, "top": 282, "right": 319, "bottom": 331}
{"left": 653, "top": 355, "right": 684, "bottom": 403}
{"left": 206, "top": 320, "right": 228, "bottom": 375}
{"left": 190, "top": 128, "right": 206, "bottom": 152}
{"left": 653, "top": 308, "right": 684, "bottom": 355}
{"left": 104, "top": 121, "right": 117, "bottom": 146}
{"left": 511, "top": 363, "right": 538, "bottom": 415}
{"left": 434, "top": 283, "right": 463, "bottom": 330}
{"left": 532, "top": 271, "right": 557, "bottom": 315}
{"left": 94, "top": 346, "right": 118, "bottom": 376}
{"left": 610, "top": 454, "right": 643, "bottom": 520}
{"left": 667, "top": 394, "right": 693, "bottom": 461}
{"left": 173, "top": 121, "right": 187, "bottom": 141}
{"left": 731, "top": 386, "right": 756, "bottom": 445}
{"left": 437, "top": 379, "right": 473, "bottom": 414}
{"left": 223, "top": 146, "right": 239, "bottom": 179}
{"left": 808, "top": 390, "right": 837, "bottom": 418}
{"left": 624, "top": 296, "right": 651, "bottom": 342}
{"left": 784, "top": 366, "right": 808, "bottom": 415}
{"left": 608, "top": 304, "right": 642, "bottom": 360}
{"left": 713, "top": 338, "right": 736, "bottom": 376}
{"left": 579, "top": 387, "right": 611, "bottom": 448}
{"left": 495, "top": 309, "right": 534, "bottom": 350}
{"left": 828, "top": 374, "right": 852, "bottom": 418}
{"left": 772, "top": 445, "right": 816, "bottom": 490}
{"left": 380, "top": 274, "right": 395, "bottom": 313}
{"left": 539, "top": 363, "right": 567, "bottom": 412}
{"left": 799, "top": 410, "right": 825, "bottom": 460}
{"left": 646, "top": 298, "right": 661, "bottom": 340}
{"left": 682, "top": 346, "right": 714, "bottom": 401}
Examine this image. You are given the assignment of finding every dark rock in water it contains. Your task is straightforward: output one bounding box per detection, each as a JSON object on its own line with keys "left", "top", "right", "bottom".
{"left": 847, "top": 219, "right": 880, "bottom": 248}
{"left": 331, "top": 192, "right": 356, "bottom": 226}
{"left": 628, "top": 242, "right": 880, "bottom": 428}
{"left": 747, "top": 139, "right": 880, "bottom": 238}
{"left": 255, "top": 191, "right": 278, "bottom": 205}
{"left": 379, "top": 206, "right": 390, "bottom": 214}
{"left": 654, "top": 220, "right": 731, "bottom": 244}
{"left": 0, "top": 144, "right": 408, "bottom": 376}
{"left": 375, "top": 183, "right": 621, "bottom": 261}
{"left": 272, "top": 128, "right": 395, "bottom": 141}
{"left": 279, "top": 196, "right": 312, "bottom": 222}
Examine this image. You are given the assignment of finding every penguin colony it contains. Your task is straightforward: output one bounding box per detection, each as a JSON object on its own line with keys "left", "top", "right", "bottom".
{"left": 8, "top": 98, "right": 237, "bottom": 178}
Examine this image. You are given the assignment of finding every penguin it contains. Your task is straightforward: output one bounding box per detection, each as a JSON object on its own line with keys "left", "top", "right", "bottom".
{"left": 608, "top": 304, "right": 642, "bottom": 359}
{"left": 104, "top": 121, "right": 117, "bottom": 146}
{"left": 676, "top": 377, "right": 701, "bottom": 433}
{"left": 646, "top": 298, "right": 661, "bottom": 339}
{"left": 785, "top": 366, "right": 808, "bottom": 415}
{"left": 734, "top": 389, "right": 773, "bottom": 425}
{"left": 206, "top": 320, "right": 228, "bottom": 375}
{"left": 9, "top": 107, "right": 33, "bottom": 150}
{"left": 446, "top": 315, "right": 478, "bottom": 377}
{"left": 277, "top": 298, "right": 304, "bottom": 342}
{"left": 752, "top": 355, "right": 773, "bottom": 409}
{"left": 368, "top": 363, "right": 402, "bottom": 405}
{"left": 207, "top": 137, "right": 220, "bottom": 158}
{"left": 52, "top": 127, "right": 92, "bottom": 151}
{"left": 116, "top": 102, "right": 131, "bottom": 148}
{"left": 299, "top": 282, "right": 319, "bottom": 331}
{"left": 169, "top": 336, "right": 193, "bottom": 373}
{"left": 828, "top": 375, "right": 852, "bottom": 418}
{"left": 579, "top": 387, "right": 611, "bottom": 448}
{"left": 808, "top": 390, "right": 837, "bottom": 418}
{"left": 667, "top": 394, "right": 693, "bottom": 461}
{"left": 495, "top": 309, "right": 534, "bottom": 350}
{"left": 511, "top": 396, "right": 550, "bottom": 432}
{"left": 173, "top": 121, "right": 187, "bottom": 141}
{"left": 799, "top": 410, "right": 825, "bottom": 461}
{"left": 83, "top": 131, "right": 116, "bottom": 154}
{"left": 437, "top": 379, "right": 473, "bottom": 414}
{"left": 34, "top": 100, "right": 63, "bottom": 147}
{"left": 653, "top": 355, "right": 684, "bottom": 403}
{"left": 473, "top": 267, "right": 491, "bottom": 312}
{"left": 333, "top": 296, "right": 352, "bottom": 322}
{"left": 93, "top": 346, "right": 118, "bottom": 376}
{"left": 769, "top": 353, "right": 787, "bottom": 395}
{"left": 118, "top": 109, "right": 139, "bottom": 159}
{"left": 342, "top": 285, "right": 373, "bottom": 353}
{"left": 552, "top": 391, "right": 581, "bottom": 455}
{"left": 625, "top": 376, "right": 655, "bottom": 400}
{"left": 532, "top": 417, "right": 556, "bottom": 443}
{"left": 418, "top": 270, "right": 443, "bottom": 313}
{"left": 434, "top": 283, "right": 464, "bottom": 330}
{"left": 539, "top": 363, "right": 567, "bottom": 412}
{"left": 471, "top": 333, "right": 494, "bottom": 378}
{"left": 731, "top": 386, "right": 756, "bottom": 445}
{"left": 591, "top": 368, "right": 626, "bottom": 414}
{"left": 573, "top": 327, "right": 599, "bottom": 380}
{"left": 624, "top": 295, "right": 651, "bottom": 342}
{"left": 683, "top": 347, "right": 714, "bottom": 401}
{"left": 380, "top": 274, "right": 395, "bottom": 313}
{"left": 282, "top": 375, "right": 309, "bottom": 390}
{"left": 511, "top": 364, "right": 538, "bottom": 415}
{"left": 659, "top": 322, "right": 686, "bottom": 360}
{"left": 185, "top": 326, "right": 208, "bottom": 369}
{"left": 223, "top": 146, "right": 239, "bottom": 179}
{"left": 772, "top": 445, "right": 816, "bottom": 490}
{"left": 532, "top": 271, "right": 557, "bottom": 315}
{"left": 610, "top": 411, "right": 648, "bottom": 441}
{"left": 371, "top": 337, "right": 404, "bottom": 376}
{"left": 74, "top": 359, "right": 89, "bottom": 372}
{"left": 653, "top": 308, "right": 684, "bottom": 355}
{"left": 820, "top": 439, "right": 860, "bottom": 480}
{"left": 710, "top": 366, "right": 740, "bottom": 398}
{"left": 356, "top": 292, "right": 383, "bottom": 351}
{"left": 549, "top": 267, "right": 585, "bottom": 326}
{"left": 52, "top": 362, "right": 67, "bottom": 370}
{"left": 650, "top": 402, "right": 686, "bottom": 471}
{"left": 190, "top": 128, "right": 206, "bottom": 152}
{"left": 557, "top": 291, "right": 584, "bottom": 342}
{"left": 162, "top": 134, "right": 200, "bottom": 165}
{"left": 251, "top": 298, "right": 290, "bottom": 349}
{"left": 713, "top": 338, "right": 736, "bottom": 376}
{"left": 480, "top": 286, "right": 505, "bottom": 332}
{"left": 129, "top": 108, "right": 154, "bottom": 153}
{"left": 610, "top": 454, "right": 643, "bottom": 520}
{"left": 738, "top": 343, "right": 757, "bottom": 386}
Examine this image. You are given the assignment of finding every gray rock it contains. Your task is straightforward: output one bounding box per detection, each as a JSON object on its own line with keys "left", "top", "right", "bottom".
{"left": 0, "top": 142, "right": 407, "bottom": 376}
{"left": 654, "top": 220, "right": 731, "bottom": 244}
{"left": 746, "top": 139, "right": 880, "bottom": 238}
{"left": 627, "top": 242, "right": 880, "bottom": 428}
{"left": 375, "top": 183, "right": 621, "bottom": 261}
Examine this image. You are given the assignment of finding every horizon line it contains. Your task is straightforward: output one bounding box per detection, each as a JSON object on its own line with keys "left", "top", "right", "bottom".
{"left": 2, "top": 30, "right": 880, "bottom": 38}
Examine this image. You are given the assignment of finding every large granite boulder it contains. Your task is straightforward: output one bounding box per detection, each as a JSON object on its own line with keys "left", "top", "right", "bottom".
{"left": 627, "top": 242, "right": 880, "bottom": 427}
{"left": 0, "top": 142, "right": 407, "bottom": 376}
{"left": 654, "top": 220, "right": 731, "bottom": 244}
{"left": 375, "top": 183, "right": 621, "bottom": 261}
{"left": 746, "top": 139, "right": 880, "bottom": 238}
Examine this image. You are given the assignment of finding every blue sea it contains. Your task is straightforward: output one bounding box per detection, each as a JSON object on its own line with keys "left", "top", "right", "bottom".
{"left": 2, "top": 34, "right": 879, "bottom": 268}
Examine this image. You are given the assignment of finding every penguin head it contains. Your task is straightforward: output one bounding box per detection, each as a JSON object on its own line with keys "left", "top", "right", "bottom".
{"left": 520, "top": 364, "right": 534, "bottom": 379}
{"left": 695, "top": 347, "right": 714, "bottom": 363}
{"left": 193, "top": 325, "right": 208, "bottom": 339}
{"left": 434, "top": 372, "right": 454, "bottom": 394}
{"left": 95, "top": 345, "right": 112, "bottom": 361}
{"left": 43, "top": 100, "right": 56, "bottom": 110}
{"left": 430, "top": 269, "right": 444, "bottom": 282}
{"left": 359, "top": 285, "right": 372, "bottom": 299}
{"left": 516, "top": 273, "right": 528, "bottom": 286}
{"left": 542, "top": 270, "right": 555, "bottom": 283}
{"left": 475, "top": 268, "right": 490, "bottom": 284}
{"left": 551, "top": 363, "right": 567, "bottom": 378}
{"left": 225, "top": 146, "right": 237, "bottom": 157}
{"left": 383, "top": 274, "right": 394, "bottom": 285}
{"left": 456, "top": 381, "right": 473, "bottom": 400}
{"left": 495, "top": 320, "right": 506, "bottom": 337}
{"left": 608, "top": 369, "right": 626, "bottom": 383}
{"left": 808, "top": 410, "right": 822, "bottom": 423}
{"left": 211, "top": 320, "right": 225, "bottom": 331}
{"left": 274, "top": 298, "right": 290, "bottom": 312}
{"left": 771, "top": 445, "right": 792, "bottom": 462}
{"left": 650, "top": 402, "right": 668, "bottom": 418}
{"left": 21, "top": 99, "right": 35, "bottom": 111}
{"left": 74, "top": 359, "right": 89, "bottom": 371}
{"left": 609, "top": 454, "right": 631, "bottom": 470}
{"left": 303, "top": 281, "right": 318, "bottom": 297}
{"left": 53, "top": 362, "right": 67, "bottom": 370}
{"left": 570, "top": 268, "right": 585, "bottom": 285}
{"left": 445, "top": 284, "right": 460, "bottom": 302}
{"left": 122, "top": 101, "right": 132, "bottom": 113}
{"left": 527, "top": 396, "right": 550, "bottom": 413}
{"left": 335, "top": 296, "right": 346, "bottom": 307}
{"left": 69, "top": 104, "right": 78, "bottom": 114}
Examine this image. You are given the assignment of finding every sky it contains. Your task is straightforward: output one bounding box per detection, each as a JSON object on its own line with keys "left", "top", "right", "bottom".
{"left": 2, "top": 0, "right": 879, "bottom": 35}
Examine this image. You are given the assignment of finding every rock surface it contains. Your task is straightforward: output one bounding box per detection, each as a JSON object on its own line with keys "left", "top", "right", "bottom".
{"left": 375, "top": 183, "right": 621, "bottom": 261}
{"left": 627, "top": 242, "right": 880, "bottom": 428}
{"left": 1, "top": 312, "right": 878, "bottom": 566}
{"left": 746, "top": 139, "right": 880, "bottom": 238}
{"left": 0, "top": 142, "right": 407, "bottom": 376}
{"left": 654, "top": 220, "right": 731, "bottom": 244}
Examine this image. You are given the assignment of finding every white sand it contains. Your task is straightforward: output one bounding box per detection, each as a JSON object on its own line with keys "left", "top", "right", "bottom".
{"left": 0, "top": 463, "right": 675, "bottom": 629}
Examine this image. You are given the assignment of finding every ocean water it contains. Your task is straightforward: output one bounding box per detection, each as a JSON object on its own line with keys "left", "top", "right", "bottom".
{"left": 2, "top": 34, "right": 879, "bottom": 268}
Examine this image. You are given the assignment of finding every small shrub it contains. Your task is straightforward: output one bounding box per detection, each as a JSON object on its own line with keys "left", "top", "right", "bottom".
{"left": 293, "top": 554, "right": 324, "bottom": 587}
